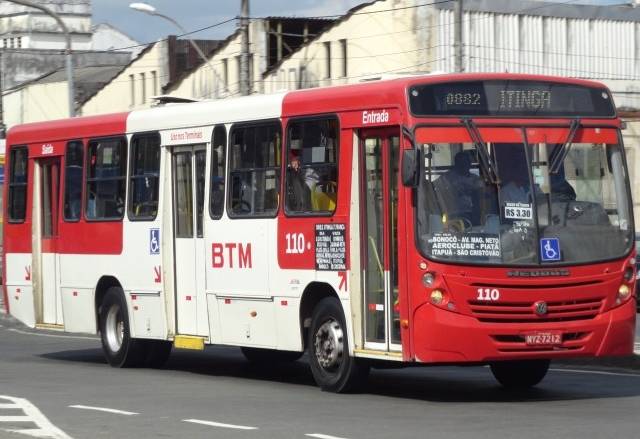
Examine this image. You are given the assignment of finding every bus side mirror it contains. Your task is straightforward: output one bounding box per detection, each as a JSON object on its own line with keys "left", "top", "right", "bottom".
{"left": 402, "top": 149, "right": 420, "bottom": 187}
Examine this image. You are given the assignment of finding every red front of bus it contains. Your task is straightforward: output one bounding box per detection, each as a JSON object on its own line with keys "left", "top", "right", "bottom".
{"left": 402, "top": 77, "right": 636, "bottom": 364}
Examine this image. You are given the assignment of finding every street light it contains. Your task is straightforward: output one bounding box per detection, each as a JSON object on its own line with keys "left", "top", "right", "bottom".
{"left": 5, "top": 0, "right": 75, "bottom": 117}
{"left": 129, "top": 2, "right": 215, "bottom": 73}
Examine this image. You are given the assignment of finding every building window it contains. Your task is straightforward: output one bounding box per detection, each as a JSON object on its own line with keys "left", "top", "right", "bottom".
{"left": 86, "top": 137, "right": 127, "bottom": 221}
{"left": 64, "top": 141, "right": 84, "bottom": 221}
{"left": 129, "top": 74, "right": 135, "bottom": 107}
{"left": 340, "top": 39, "right": 347, "bottom": 78}
{"left": 9, "top": 38, "right": 14, "bottom": 48}
{"left": 8, "top": 146, "right": 28, "bottom": 223}
{"left": 210, "top": 125, "right": 227, "bottom": 219}
{"left": 151, "top": 70, "right": 158, "bottom": 96}
{"left": 140, "top": 72, "right": 146, "bottom": 104}
{"left": 129, "top": 133, "right": 160, "bottom": 220}
{"left": 286, "top": 117, "right": 338, "bottom": 215}
{"left": 17, "top": 36, "right": 21, "bottom": 48}
{"left": 2, "top": 39, "right": 6, "bottom": 48}
{"left": 228, "top": 122, "right": 281, "bottom": 217}
{"left": 324, "top": 41, "right": 332, "bottom": 79}
{"left": 222, "top": 58, "right": 228, "bottom": 91}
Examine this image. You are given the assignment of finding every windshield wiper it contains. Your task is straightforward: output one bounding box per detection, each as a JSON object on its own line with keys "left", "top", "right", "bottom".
{"left": 461, "top": 118, "right": 499, "bottom": 184}
{"left": 549, "top": 118, "right": 581, "bottom": 174}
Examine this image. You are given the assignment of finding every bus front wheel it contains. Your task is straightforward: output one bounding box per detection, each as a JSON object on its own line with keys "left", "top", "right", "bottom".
{"left": 490, "top": 359, "right": 550, "bottom": 389}
{"left": 308, "top": 297, "right": 369, "bottom": 393}
{"left": 99, "top": 287, "right": 146, "bottom": 368}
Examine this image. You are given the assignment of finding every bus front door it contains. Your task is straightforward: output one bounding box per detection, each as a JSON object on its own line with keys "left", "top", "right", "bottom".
{"left": 171, "top": 145, "right": 207, "bottom": 336}
{"left": 360, "top": 129, "right": 401, "bottom": 351}
{"left": 34, "top": 157, "right": 62, "bottom": 326}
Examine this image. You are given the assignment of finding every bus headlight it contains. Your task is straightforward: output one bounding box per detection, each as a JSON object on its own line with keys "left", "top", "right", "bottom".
{"left": 616, "top": 284, "right": 631, "bottom": 305}
{"left": 430, "top": 289, "right": 445, "bottom": 305}
{"left": 422, "top": 272, "right": 435, "bottom": 287}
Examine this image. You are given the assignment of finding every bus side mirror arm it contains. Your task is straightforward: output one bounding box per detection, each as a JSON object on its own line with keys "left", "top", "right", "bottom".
{"left": 401, "top": 126, "right": 420, "bottom": 187}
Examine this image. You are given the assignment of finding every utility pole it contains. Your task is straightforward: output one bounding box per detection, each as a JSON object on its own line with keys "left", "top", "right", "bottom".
{"left": 239, "top": 0, "right": 251, "bottom": 96}
{"left": 6, "top": 0, "right": 75, "bottom": 117}
{"left": 454, "top": 0, "right": 464, "bottom": 73}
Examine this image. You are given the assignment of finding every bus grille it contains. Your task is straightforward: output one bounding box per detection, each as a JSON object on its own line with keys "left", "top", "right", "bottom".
{"left": 468, "top": 298, "right": 604, "bottom": 323}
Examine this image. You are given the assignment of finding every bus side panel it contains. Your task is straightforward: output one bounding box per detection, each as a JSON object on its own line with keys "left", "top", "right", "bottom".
{"left": 5, "top": 254, "right": 35, "bottom": 327}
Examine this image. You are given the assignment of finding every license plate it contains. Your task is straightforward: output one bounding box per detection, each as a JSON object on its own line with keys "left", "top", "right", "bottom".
{"left": 524, "top": 331, "right": 562, "bottom": 346}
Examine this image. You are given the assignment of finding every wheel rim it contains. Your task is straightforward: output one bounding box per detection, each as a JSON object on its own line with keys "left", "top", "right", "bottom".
{"left": 313, "top": 318, "right": 344, "bottom": 372}
{"left": 105, "top": 304, "right": 124, "bottom": 353}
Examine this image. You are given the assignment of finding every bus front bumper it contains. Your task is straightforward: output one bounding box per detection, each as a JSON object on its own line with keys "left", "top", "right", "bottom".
{"left": 412, "top": 299, "right": 636, "bottom": 363}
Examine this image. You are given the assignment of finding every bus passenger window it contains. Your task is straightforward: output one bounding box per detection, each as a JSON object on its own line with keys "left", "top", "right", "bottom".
{"left": 210, "top": 125, "right": 226, "bottom": 219}
{"left": 228, "top": 122, "right": 281, "bottom": 217}
{"left": 286, "top": 117, "right": 338, "bottom": 215}
{"left": 86, "top": 137, "right": 127, "bottom": 221}
{"left": 129, "top": 134, "right": 160, "bottom": 220}
{"left": 8, "top": 146, "right": 28, "bottom": 222}
{"left": 63, "top": 141, "right": 84, "bottom": 221}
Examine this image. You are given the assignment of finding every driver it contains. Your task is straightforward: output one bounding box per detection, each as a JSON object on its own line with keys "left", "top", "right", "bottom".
{"left": 433, "top": 150, "right": 483, "bottom": 225}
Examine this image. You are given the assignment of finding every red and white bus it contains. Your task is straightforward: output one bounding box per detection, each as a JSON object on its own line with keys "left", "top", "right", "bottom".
{"left": 3, "top": 73, "right": 636, "bottom": 392}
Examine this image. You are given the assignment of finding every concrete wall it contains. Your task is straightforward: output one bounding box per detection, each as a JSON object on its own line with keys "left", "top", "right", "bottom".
{"left": 166, "top": 22, "right": 268, "bottom": 100}
{"left": 262, "top": 0, "right": 433, "bottom": 93}
{"left": 3, "top": 80, "right": 69, "bottom": 127}
{"left": 81, "top": 41, "right": 168, "bottom": 115}
{"left": 91, "top": 23, "right": 142, "bottom": 59}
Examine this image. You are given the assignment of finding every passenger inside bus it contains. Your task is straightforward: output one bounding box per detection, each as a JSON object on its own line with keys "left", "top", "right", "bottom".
{"left": 433, "top": 150, "right": 483, "bottom": 225}
{"left": 287, "top": 151, "right": 311, "bottom": 211}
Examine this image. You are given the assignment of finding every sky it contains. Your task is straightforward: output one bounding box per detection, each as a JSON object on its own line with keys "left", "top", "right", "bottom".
{"left": 92, "top": 0, "right": 631, "bottom": 46}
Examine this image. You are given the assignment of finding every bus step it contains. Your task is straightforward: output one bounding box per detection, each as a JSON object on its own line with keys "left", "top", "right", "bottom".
{"left": 35, "top": 323, "right": 64, "bottom": 331}
{"left": 173, "top": 335, "right": 205, "bottom": 351}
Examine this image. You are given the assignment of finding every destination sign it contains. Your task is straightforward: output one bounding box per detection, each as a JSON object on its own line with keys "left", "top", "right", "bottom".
{"left": 409, "top": 80, "right": 616, "bottom": 117}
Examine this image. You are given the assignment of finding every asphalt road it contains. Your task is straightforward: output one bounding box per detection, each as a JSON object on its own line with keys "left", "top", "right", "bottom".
{"left": 0, "top": 308, "right": 639, "bottom": 439}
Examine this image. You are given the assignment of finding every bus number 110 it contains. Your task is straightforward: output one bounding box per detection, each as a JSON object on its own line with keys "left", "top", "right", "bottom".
{"left": 285, "top": 233, "right": 307, "bottom": 254}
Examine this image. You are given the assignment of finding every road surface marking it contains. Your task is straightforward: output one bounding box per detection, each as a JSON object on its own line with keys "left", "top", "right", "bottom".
{"left": 7, "top": 328, "right": 96, "bottom": 340}
{"left": 183, "top": 419, "right": 257, "bottom": 430}
{"left": 69, "top": 405, "right": 138, "bottom": 416}
{"left": 550, "top": 368, "right": 640, "bottom": 378}
{"left": 306, "top": 434, "right": 351, "bottom": 439}
{"left": 0, "top": 395, "right": 72, "bottom": 439}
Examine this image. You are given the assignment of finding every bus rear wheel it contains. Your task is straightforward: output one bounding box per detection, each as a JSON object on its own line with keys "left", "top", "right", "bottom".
{"left": 307, "top": 297, "right": 369, "bottom": 393}
{"left": 490, "top": 359, "right": 550, "bottom": 389}
{"left": 99, "top": 287, "right": 146, "bottom": 368}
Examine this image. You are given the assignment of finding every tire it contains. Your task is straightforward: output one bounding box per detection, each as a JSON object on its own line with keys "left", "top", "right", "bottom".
{"left": 490, "top": 359, "right": 550, "bottom": 389}
{"left": 241, "top": 347, "right": 303, "bottom": 363}
{"left": 307, "top": 297, "right": 369, "bottom": 393}
{"left": 99, "top": 287, "right": 146, "bottom": 368}
{"left": 144, "top": 340, "right": 172, "bottom": 368}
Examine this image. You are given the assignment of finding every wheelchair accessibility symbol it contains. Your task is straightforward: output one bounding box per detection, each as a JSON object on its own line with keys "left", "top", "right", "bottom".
{"left": 150, "top": 228, "right": 160, "bottom": 255}
{"left": 540, "top": 238, "right": 561, "bottom": 262}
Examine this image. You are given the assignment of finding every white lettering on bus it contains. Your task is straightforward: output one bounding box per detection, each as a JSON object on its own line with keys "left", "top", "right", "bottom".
{"left": 362, "top": 109, "right": 389, "bottom": 125}
{"left": 212, "top": 243, "right": 252, "bottom": 268}
{"left": 41, "top": 144, "right": 54, "bottom": 155}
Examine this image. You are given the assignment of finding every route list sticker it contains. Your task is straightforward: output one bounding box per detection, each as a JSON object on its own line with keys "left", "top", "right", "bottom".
{"left": 315, "top": 223, "right": 347, "bottom": 270}
{"left": 429, "top": 233, "right": 501, "bottom": 258}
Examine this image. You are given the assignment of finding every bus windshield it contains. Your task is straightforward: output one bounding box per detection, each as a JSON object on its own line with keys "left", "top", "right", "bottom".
{"left": 415, "top": 126, "right": 633, "bottom": 266}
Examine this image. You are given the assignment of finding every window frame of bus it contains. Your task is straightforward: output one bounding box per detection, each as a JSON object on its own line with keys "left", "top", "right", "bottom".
{"left": 284, "top": 114, "right": 339, "bottom": 217}
{"left": 226, "top": 119, "right": 282, "bottom": 219}
{"left": 63, "top": 140, "right": 84, "bottom": 222}
{"left": 7, "top": 145, "right": 28, "bottom": 223}
{"left": 84, "top": 136, "right": 128, "bottom": 222}
{"left": 411, "top": 122, "right": 633, "bottom": 268}
{"left": 209, "top": 124, "right": 227, "bottom": 220}
{"left": 127, "top": 132, "right": 161, "bottom": 222}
